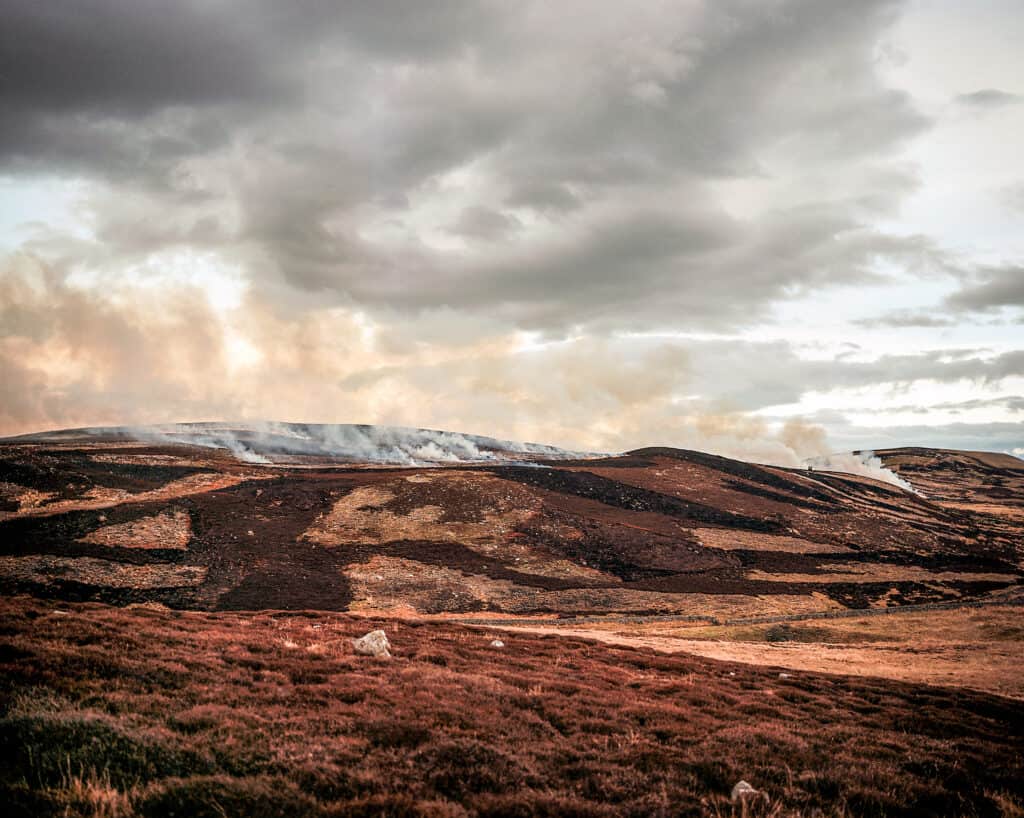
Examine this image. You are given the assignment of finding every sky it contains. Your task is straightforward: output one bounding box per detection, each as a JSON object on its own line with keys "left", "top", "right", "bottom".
{"left": 0, "top": 0, "right": 1022, "bottom": 462}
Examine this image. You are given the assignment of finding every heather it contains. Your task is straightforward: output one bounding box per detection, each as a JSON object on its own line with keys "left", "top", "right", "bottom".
{"left": 1, "top": 596, "right": 1021, "bottom": 817}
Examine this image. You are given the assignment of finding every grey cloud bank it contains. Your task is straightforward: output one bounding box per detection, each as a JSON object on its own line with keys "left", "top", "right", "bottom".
{"left": 0, "top": 1, "right": 1021, "bottom": 459}
{"left": 1, "top": 0, "right": 931, "bottom": 329}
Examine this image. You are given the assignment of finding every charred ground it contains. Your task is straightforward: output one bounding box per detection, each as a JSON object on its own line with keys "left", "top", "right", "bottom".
{"left": 0, "top": 434, "right": 1020, "bottom": 618}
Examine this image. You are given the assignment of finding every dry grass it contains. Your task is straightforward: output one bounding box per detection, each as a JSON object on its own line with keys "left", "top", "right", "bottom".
{"left": 302, "top": 473, "right": 537, "bottom": 548}
{"left": 0, "top": 556, "right": 208, "bottom": 590}
{"left": 79, "top": 510, "right": 192, "bottom": 551}
{"left": 0, "top": 472, "right": 263, "bottom": 522}
{"left": 1, "top": 595, "right": 1022, "bottom": 817}
{"left": 694, "top": 528, "right": 852, "bottom": 554}
{"left": 53, "top": 762, "right": 133, "bottom": 818}
{"left": 744, "top": 566, "right": 1020, "bottom": 584}
{"left": 501, "top": 605, "right": 1024, "bottom": 698}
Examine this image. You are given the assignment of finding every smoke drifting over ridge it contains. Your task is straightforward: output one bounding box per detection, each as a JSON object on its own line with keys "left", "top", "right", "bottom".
{"left": 132, "top": 422, "right": 589, "bottom": 465}
{"left": 807, "top": 451, "right": 916, "bottom": 492}
{"left": 0, "top": 255, "right": 1009, "bottom": 486}
{"left": 8, "top": 419, "right": 915, "bottom": 490}
{"left": 16, "top": 422, "right": 592, "bottom": 466}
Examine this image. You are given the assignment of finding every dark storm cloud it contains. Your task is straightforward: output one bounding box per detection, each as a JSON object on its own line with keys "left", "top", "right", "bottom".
{"left": 0, "top": 0, "right": 492, "bottom": 119}
{"left": 0, "top": 1, "right": 280, "bottom": 170}
{"left": 0, "top": 0, "right": 499, "bottom": 172}
{"left": 0, "top": 2, "right": 276, "bottom": 116}
{"left": 0, "top": 0, "right": 935, "bottom": 333}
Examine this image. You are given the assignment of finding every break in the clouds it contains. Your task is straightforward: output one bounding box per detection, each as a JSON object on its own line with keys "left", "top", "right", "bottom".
{"left": 0, "top": 0, "right": 1022, "bottom": 459}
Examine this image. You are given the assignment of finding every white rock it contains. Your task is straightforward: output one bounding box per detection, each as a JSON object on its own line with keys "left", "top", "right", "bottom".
{"left": 490, "top": 639, "right": 505, "bottom": 648}
{"left": 779, "top": 672, "right": 792, "bottom": 679}
{"left": 731, "top": 780, "right": 766, "bottom": 803}
{"left": 352, "top": 629, "right": 391, "bottom": 657}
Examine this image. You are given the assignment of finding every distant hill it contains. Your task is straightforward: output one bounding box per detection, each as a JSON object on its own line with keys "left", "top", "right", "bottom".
{"left": 4, "top": 421, "right": 593, "bottom": 465}
{"left": 872, "top": 447, "right": 1024, "bottom": 545}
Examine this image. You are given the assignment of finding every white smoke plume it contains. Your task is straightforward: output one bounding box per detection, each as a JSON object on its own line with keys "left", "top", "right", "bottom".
{"left": 12, "top": 417, "right": 917, "bottom": 491}
{"left": 107, "top": 421, "right": 595, "bottom": 466}
{"left": 667, "top": 417, "right": 918, "bottom": 492}
{"left": 805, "top": 450, "right": 917, "bottom": 493}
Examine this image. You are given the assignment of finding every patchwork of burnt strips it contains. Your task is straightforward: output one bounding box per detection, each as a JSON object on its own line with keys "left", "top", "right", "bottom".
{"left": 1, "top": 432, "right": 1020, "bottom": 618}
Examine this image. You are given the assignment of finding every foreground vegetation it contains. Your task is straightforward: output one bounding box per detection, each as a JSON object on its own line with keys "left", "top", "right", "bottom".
{"left": 503, "top": 603, "right": 1024, "bottom": 699}
{"left": 1, "top": 596, "right": 1022, "bottom": 817}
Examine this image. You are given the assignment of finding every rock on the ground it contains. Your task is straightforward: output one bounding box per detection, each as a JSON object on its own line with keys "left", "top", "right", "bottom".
{"left": 352, "top": 629, "right": 391, "bottom": 657}
{"left": 731, "top": 780, "right": 766, "bottom": 803}
{"left": 490, "top": 639, "right": 505, "bottom": 648}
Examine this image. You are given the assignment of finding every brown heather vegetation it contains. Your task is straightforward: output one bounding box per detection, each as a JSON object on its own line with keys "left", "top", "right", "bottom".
{"left": 496, "top": 602, "right": 1024, "bottom": 699}
{"left": 1, "top": 440, "right": 1021, "bottom": 618}
{"left": 1, "top": 595, "right": 1023, "bottom": 818}
{"left": 2, "top": 436, "right": 1023, "bottom": 815}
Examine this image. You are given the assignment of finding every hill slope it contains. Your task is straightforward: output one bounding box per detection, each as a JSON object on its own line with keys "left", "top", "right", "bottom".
{"left": 1, "top": 427, "right": 1020, "bottom": 617}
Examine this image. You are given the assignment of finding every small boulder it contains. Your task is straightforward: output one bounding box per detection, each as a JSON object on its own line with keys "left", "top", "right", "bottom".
{"left": 352, "top": 630, "right": 391, "bottom": 658}
{"left": 779, "top": 672, "right": 792, "bottom": 679}
{"left": 490, "top": 639, "right": 505, "bottom": 648}
{"left": 731, "top": 780, "right": 766, "bottom": 803}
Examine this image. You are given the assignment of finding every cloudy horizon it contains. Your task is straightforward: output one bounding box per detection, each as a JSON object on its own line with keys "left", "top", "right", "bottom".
{"left": 1, "top": 0, "right": 1022, "bottom": 463}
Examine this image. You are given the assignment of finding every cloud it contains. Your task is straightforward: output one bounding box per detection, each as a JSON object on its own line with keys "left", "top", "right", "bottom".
{"left": 3, "top": 254, "right": 1019, "bottom": 408}
{"left": 833, "top": 421, "right": 1024, "bottom": 455}
{"left": 854, "top": 310, "right": 956, "bottom": 328}
{"left": 858, "top": 265, "right": 1024, "bottom": 327}
{"left": 949, "top": 267, "right": 1024, "bottom": 312}
{"left": 944, "top": 265, "right": 1024, "bottom": 313}
{"left": 4, "top": 251, "right": 1024, "bottom": 466}
{"left": 860, "top": 396, "right": 1024, "bottom": 416}
{"left": 447, "top": 205, "right": 523, "bottom": 242}
{"left": 954, "top": 89, "right": 1023, "bottom": 109}
{"left": 1001, "top": 183, "right": 1024, "bottom": 212}
{"left": 0, "top": 0, "right": 932, "bottom": 334}
{"left": 929, "top": 396, "right": 1024, "bottom": 414}
{"left": 2, "top": 1, "right": 1021, "bottom": 460}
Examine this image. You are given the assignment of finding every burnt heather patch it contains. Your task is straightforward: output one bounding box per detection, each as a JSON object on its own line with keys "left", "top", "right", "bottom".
{"left": 1, "top": 440, "right": 1021, "bottom": 615}
{"left": 489, "top": 466, "right": 783, "bottom": 533}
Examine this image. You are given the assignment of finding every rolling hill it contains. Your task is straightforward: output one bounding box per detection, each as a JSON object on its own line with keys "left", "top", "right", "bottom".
{"left": 1, "top": 426, "right": 1020, "bottom": 618}
{"left": 2, "top": 425, "right": 1024, "bottom": 816}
